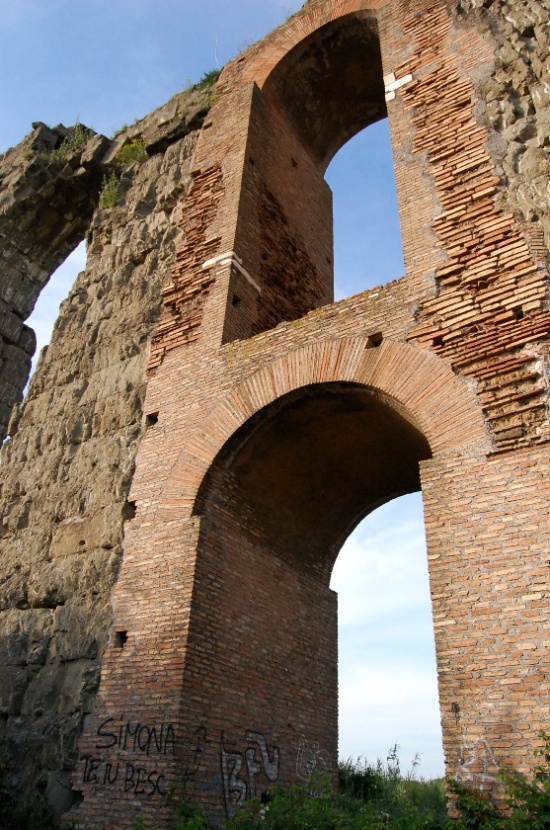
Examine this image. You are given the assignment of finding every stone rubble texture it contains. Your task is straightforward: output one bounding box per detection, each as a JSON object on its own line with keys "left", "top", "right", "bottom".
{"left": 461, "top": 0, "right": 550, "bottom": 246}
{"left": 0, "top": 0, "right": 549, "bottom": 827}
{"left": 0, "top": 123, "right": 108, "bottom": 442}
{"left": 0, "top": 86, "right": 212, "bottom": 815}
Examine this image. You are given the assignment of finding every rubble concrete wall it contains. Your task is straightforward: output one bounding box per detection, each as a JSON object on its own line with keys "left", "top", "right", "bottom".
{"left": 0, "top": 86, "right": 213, "bottom": 816}
{"left": 0, "top": 123, "right": 110, "bottom": 441}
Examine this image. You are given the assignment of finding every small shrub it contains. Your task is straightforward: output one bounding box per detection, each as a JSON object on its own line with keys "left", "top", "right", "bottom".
{"left": 195, "top": 68, "right": 222, "bottom": 89}
{"left": 499, "top": 732, "right": 550, "bottom": 830}
{"left": 114, "top": 138, "right": 148, "bottom": 168}
{"left": 99, "top": 172, "right": 121, "bottom": 209}
{"left": 233, "top": 41, "right": 252, "bottom": 59}
{"left": 340, "top": 757, "right": 384, "bottom": 802}
{"left": 0, "top": 755, "right": 56, "bottom": 830}
{"left": 225, "top": 782, "right": 344, "bottom": 830}
{"left": 48, "top": 122, "right": 92, "bottom": 162}
{"left": 448, "top": 781, "right": 501, "bottom": 830}
{"left": 173, "top": 801, "right": 212, "bottom": 830}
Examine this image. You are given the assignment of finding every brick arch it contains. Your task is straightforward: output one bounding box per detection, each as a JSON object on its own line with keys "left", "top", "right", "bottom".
{"left": 221, "top": 2, "right": 389, "bottom": 169}
{"left": 160, "top": 337, "right": 491, "bottom": 519}
{"left": 226, "top": 0, "right": 390, "bottom": 94}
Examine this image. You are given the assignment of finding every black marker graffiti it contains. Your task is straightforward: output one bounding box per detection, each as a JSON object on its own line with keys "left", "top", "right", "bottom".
{"left": 81, "top": 718, "right": 208, "bottom": 800}
{"left": 179, "top": 725, "right": 208, "bottom": 797}
{"left": 81, "top": 754, "right": 167, "bottom": 797}
{"left": 96, "top": 717, "right": 176, "bottom": 756}
{"left": 221, "top": 730, "right": 280, "bottom": 818}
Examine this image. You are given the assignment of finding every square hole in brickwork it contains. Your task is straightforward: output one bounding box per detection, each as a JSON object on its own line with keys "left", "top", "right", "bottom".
{"left": 114, "top": 631, "right": 128, "bottom": 649}
{"left": 122, "top": 501, "right": 136, "bottom": 521}
{"left": 146, "top": 411, "right": 159, "bottom": 427}
{"left": 366, "top": 332, "right": 383, "bottom": 348}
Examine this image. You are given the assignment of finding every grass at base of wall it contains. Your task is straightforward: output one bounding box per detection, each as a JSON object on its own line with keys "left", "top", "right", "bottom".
{"left": 4, "top": 737, "right": 550, "bottom": 830}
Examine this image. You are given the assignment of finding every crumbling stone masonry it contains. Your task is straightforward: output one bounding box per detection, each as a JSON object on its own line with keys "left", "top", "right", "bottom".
{"left": 1, "top": 0, "right": 550, "bottom": 827}
{"left": 0, "top": 87, "right": 213, "bottom": 815}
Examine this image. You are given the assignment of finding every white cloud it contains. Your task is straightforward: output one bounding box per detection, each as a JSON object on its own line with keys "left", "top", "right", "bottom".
{"left": 332, "top": 494, "right": 444, "bottom": 779}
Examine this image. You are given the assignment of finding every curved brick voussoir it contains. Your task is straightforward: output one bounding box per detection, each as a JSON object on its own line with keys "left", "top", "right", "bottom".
{"left": 159, "top": 337, "right": 491, "bottom": 521}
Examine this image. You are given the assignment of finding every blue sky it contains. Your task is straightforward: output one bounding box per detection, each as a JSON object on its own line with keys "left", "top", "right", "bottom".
{"left": 1, "top": 1, "right": 444, "bottom": 779}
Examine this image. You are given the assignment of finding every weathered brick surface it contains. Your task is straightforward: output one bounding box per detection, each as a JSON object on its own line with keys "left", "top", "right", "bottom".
{"left": 422, "top": 448, "right": 550, "bottom": 783}
{"left": 1, "top": 0, "right": 550, "bottom": 826}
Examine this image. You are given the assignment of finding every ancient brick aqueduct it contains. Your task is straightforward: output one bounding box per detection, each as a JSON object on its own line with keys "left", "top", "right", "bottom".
{"left": 1, "top": 0, "right": 550, "bottom": 826}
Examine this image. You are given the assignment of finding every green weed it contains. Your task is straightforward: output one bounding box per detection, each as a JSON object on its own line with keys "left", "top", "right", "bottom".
{"left": 114, "top": 138, "right": 148, "bottom": 168}
{"left": 0, "top": 754, "right": 56, "bottom": 830}
{"left": 98, "top": 171, "right": 121, "bottom": 209}
{"left": 195, "top": 68, "right": 222, "bottom": 89}
{"left": 48, "top": 123, "right": 92, "bottom": 163}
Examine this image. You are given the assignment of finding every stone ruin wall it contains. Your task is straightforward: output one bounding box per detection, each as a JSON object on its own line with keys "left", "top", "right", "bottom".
{"left": 0, "top": 0, "right": 549, "bottom": 820}
{"left": 0, "top": 124, "right": 107, "bottom": 443}
{"left": 0, "top": 85, "right": 213, "bottom": 814}
{"left": 462, "top": 0, "right": 550, "bottom": 246}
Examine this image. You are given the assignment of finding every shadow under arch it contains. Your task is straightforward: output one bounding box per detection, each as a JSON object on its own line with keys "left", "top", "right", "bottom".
{"left": 194, "top": 381, "right": 431, "bottom": 580}
{"left": 158, "top": 337, "right": 491, "bottom": 522}
{"left": 261, "top": 11, "right": 386, "bottom": 170}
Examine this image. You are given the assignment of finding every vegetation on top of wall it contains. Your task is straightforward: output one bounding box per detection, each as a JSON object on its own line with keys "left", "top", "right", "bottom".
{"left": 46, "top": 123, "right": 93, "bottom": 163}
{"left": 194, "top": 68, "right": 222, "bottom": 90}
{"left": 97, "top": 138, "right": 148, "bottom": 209}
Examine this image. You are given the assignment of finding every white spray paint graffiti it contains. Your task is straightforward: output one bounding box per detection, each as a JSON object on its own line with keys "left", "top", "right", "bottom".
{"left": 456, "top": 733, "right": 500, "bottom": 791}
{"left": 295, "top": 736, "right": 331, "bottom": 787}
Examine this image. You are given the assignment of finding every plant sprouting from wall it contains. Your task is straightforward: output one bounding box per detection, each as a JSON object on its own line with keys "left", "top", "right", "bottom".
{"left": 99, "top": 172, "right": 121, "bottom": 209}
{"left": 114, "top": 138, "right": 148, "bottom": 168}
{"left": 47, "top": 122, "right": 93, "bottom": 163}
{"left": 194, "top": 68, "right": 222, "bottom": 89}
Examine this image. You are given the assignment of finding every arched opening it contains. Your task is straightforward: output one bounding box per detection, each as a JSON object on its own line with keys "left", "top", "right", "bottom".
{"left": 195, "top": 382, "right": 430, "bottom": 575}
{"left": 225, "top": 12, "right": 395, "bottom": 341}
{"left": 190, "top": 382, "right": 438, "bottom": 794}
{"left": 263, "top": 12, "right": 386, "bottom": 170}
{"left": 263, "top": 11, "right": 405, "bottom": 301}
{"left": 266, "top": 13, "right": 404, "bottom": 299}
{"left": 26, "top": 241, "right": 86, "bottom": 378}
{"left": 331, "top": 493, "right": 445, "bottom": 778}
{"left": 325, "top": 120, "right": 405, "bottom": 300}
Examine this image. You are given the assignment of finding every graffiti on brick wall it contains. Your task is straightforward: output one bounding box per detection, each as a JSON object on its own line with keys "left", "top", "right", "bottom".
{"left": 96, "top": 716, "right": 177, "bottom": 755}
{"left": 80, "top": 753, "right": 169, "bottom": 796}
{"left": 295, "top": 736, "right": 331, "bottom": 787}
{"left": 456, "top": 734, "right": 500, "bottom": 791}
{"left": 221, "top": 730, "right": 280, "bottom": 818}
{"left": 79, "top": 717, "right": 207, "bottom": 798}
